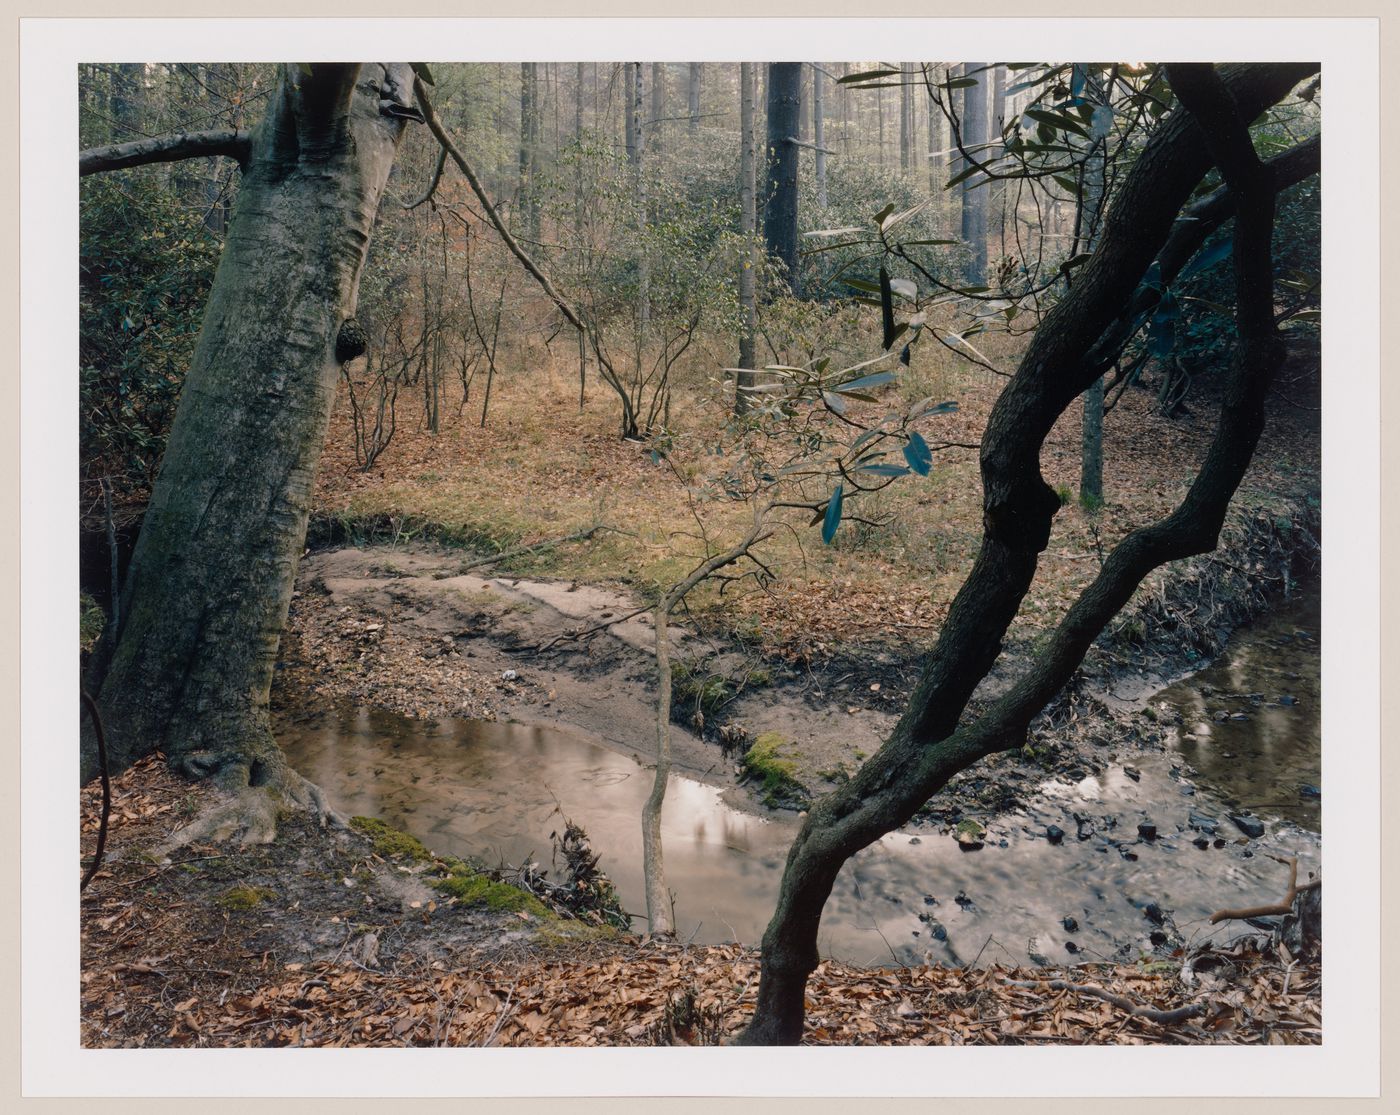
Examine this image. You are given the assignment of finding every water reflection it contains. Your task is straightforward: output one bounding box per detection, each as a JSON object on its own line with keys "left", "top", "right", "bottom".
{"left": 280, "top": 632, "right": 1321, "bottom": 970}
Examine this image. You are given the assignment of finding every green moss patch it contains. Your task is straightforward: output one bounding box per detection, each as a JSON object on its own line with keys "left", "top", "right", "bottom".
{"left": 741, "top": 732, "right": 810, "bottom": 809}
{"left": 432, "top": 869, "right": 550, "bottom": 919}
{"left": 216, "top": 885, "right": 277, "bottom": 912}
{"left": 350, "top": 816, "right": 433, "bottom": 863}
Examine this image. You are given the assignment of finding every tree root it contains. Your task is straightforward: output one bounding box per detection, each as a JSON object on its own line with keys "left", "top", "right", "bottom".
{"left": 1209, "top": 855, "right": 1320, "bottom": 924}
{"left": 160, "top": 755, "right": 342, "bottom": 851}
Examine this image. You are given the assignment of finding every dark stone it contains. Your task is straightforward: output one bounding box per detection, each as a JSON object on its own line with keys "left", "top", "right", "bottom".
{"left": 1120, "top": 848, "right": 1139, "bottom": 861}
{"left": 1279, "top": 695, "right": 1298, "bottom": 706}
{"left": 1179, "top": 785, "right": 1196, "bottom": 796}
{"left": 1062, "top": 916, "right": 1079, "bottom": 933}
{"left": 1229, "top": 813, "right": 1266, "bottom": 839}
{"left": 1298, "top": 784, "right": 1322, "bottom": 799}
{"left": 1065, "top": 941, "right": 1080, "bottom": 954}
{"left": 1137, "top": 822, "right": 1157, "bottom": 841}
{"left": 1076, "top": 817, "right": 1096, "bottom": 842}
{"left": 1188, "top": 811, "right": 1219, "bottom": 835}
{"left": 923, "top": 894, "right": 938, "bottom": 906}
{"left": 954, "top": 891, "right": 975, "bottom": 910}
{"left": 908, "top": 836, "right": 921, "bottom": 845}
{"left": 1123, "top": 766, "right": 1141, "bottom": 783}
{"left": 1213, "top": 838, "right": 1227, "bottom": 849}
{"left": 1045, "top": 824, "right": 1065, "bottom": 845}
{"left": 1144, "top": 902, "right": 1166, "bottom": 926}
{"left": 930, "top": 920, "right": 947, "bottom": 941}
{"left": 1149, "top": 929, "right": 1168, "bottom": 947}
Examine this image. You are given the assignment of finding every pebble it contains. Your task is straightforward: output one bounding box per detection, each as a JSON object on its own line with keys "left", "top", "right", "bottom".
{"left": 1123, "top": 766, "right": 1141, "bottom": 782}
{"left": 1137, "top": 822, "right": 1157, "bottom": 841}
{"left": 1229, "top": 813, "right": 1266, "bottom": 838}
{"left": 1149, "top": 929, "right": 1168, "bottom": 947}
{"left": 1045, "top": 824, "right": 1065, "bottom": 845}
{"left": 1298, "top": 784, "right": 1322, "bottom": 799}
{"left": 1144, "top": 902, "right": 1166, "bottom": 926}
{"left": 1065, "top": 941, "right": 1080, "bottom": 954}
{"left": 1188, "top": 811, "right": 1219, "bottom": 834}
{"left": 1062, "top": 916, "right": 1079, "bottom": 933}
{"left": 1193, "top": 836, "right": 1211, "bottom": 849}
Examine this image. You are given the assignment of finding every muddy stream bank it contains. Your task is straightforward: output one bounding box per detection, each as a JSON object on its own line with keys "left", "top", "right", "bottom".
{"left": 277, "top": 583, "right": 1320, "bottom": 970}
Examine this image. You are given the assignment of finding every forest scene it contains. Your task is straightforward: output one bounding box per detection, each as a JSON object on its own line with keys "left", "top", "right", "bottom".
{"left": 76, "top": 58, "right": 1324, "bottom": 1050}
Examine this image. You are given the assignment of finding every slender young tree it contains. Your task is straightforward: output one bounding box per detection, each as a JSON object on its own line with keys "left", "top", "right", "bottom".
{"left": 736, "top": 61, "right": 759, "bottom": 412}
{"left": 1076, "top": 64, "right": 1111, "bottom": 509}
{"left": 813, "top": 62, "right": 827, "bottom": 209}
{"left": 687, "top": 63, "right": 702, "bottom": 134}
{"left": 79, "top": 65, "right": 420, "bottom": 842}
{"left": 960, "top": 63, "right": 991, "bottom": 283}
{"left": 650, "top": 61, "right": 665, "bottom": 159}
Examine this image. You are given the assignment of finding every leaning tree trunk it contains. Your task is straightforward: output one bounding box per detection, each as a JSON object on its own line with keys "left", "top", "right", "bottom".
{"left": 82, "top": 64, "right": 415, "bottom": 842}
{"left": 737, "top": 61, "right": 1314, "bottom": 1045}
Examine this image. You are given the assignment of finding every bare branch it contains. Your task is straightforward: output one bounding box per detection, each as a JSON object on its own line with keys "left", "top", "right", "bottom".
{"left": 79, "top": 128, "right": 252, "bottom": 176}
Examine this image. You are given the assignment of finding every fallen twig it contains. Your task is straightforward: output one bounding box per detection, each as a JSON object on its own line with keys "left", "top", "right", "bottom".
{"left": 430, "top": 524, "right": 613, "bottom": 579}
{"left": 1209, "top": 855, "right": 1320, "bottom": 924}
{"left": 1000, "top": 977, "right": 1204, "bottom": 1025}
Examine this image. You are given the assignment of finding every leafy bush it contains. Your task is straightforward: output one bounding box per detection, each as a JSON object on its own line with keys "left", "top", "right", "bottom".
{"left": 80, "top": 173, "right": 221, "bottom": 491}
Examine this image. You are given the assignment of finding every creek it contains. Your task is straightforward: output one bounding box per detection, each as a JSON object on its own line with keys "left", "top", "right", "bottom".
{"left": 278, "top": 590, "right": 1321, "bottom": 969}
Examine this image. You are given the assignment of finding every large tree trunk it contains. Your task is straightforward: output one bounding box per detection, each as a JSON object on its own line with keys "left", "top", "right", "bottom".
{"left": 737, "top": 61, "right": 1314, "bottom": 1045}
{"left": 82, "top": 63, "right": 415, "bottom": 841}
{"left": 763, "top": 63, "right": 802, "bottom": 296}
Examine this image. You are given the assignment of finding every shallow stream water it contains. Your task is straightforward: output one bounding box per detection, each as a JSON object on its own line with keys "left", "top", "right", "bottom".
{"left": 278, "top": 591, "right": 1321, "bottom": 968}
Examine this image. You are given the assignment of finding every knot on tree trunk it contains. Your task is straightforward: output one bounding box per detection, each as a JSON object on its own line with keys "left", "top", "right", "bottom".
{"left": 335, "top": 317, "right": 368, "bottom": 364}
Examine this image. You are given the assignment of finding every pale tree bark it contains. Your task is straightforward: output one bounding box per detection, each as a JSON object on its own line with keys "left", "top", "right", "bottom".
{"left": 813, "top": 63, "right": 827, "bottom": 209}
{"left": 960, "top": 63, "right": 990, "bottom": 284}
{"left": 736, "top": 61, "right": 1315, "bottom": 1045}
{"left": 900, "top": 62, "right": 911, "bottom": 172}
{"left": 81, "top": 63, "right": 418, "bottom": 844}
{"left": 736, "top": 62, "right": 758, "bottom": 413}
{"left": 687, "top": 63, "right": 702, "bottom": 134}
{"left": 650, "top": 61, "right": 665, "bottom": 159}
{"left": 926, "top": 63, "right": 941, "bottom": 198}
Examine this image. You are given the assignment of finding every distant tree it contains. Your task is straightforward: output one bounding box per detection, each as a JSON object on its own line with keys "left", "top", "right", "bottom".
{"left": 763, "top": 63, "right": 802, "bottom": 295}
{"left": 959, "top": 63, "right": 991, "bottom": 283}
{"left": 687, "top": 63, "right": 702, "bottom": 134}
{"left": 736, "top": 60, "right": 1318, "bottom": 1045}
{"left": 736, "top": 62, "right": 759, "bottom": 410}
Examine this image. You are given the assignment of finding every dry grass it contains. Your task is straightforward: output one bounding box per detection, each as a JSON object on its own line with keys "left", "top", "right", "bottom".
{"left": 312, "top": 320, "right": 1319, "bottom": 656}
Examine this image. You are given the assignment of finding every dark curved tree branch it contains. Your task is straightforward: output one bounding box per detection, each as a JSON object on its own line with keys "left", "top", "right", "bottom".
{"left": 79, "top": 128, "right": 252, "bottom": 176}
{"left": 737, "top": 60, "right": 1312, "bottom": 1046}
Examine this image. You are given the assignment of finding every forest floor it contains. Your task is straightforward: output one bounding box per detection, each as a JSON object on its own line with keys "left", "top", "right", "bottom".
{"left": 80, "top": 754, "right": 1321, "bottom": 1048}
{"left": 80, "top": 327, "right": 1325, "bottom": 1048}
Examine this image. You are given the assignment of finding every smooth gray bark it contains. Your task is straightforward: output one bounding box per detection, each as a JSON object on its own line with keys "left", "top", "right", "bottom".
{"left": 82, "top": 65, "right": 416, "bottom": 838}
{"left": 960, "top": 63, "right": 990, "bottom": 283}
{"left": 687, "top": 63, "right": 702, "bottom": 134}
{"left": 813, "top": 63, "right": 827, "bottom": 209}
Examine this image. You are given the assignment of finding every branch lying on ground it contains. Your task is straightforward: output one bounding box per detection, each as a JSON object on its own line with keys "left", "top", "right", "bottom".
{"left": 1209, "top": 855, "right": 1320, "bottom": 924}
{"left": 79, "top": 128, "right": 253, "bottom": 176}
{"left": 1000, "top": 978, "right": 1204, "bottom": 1026}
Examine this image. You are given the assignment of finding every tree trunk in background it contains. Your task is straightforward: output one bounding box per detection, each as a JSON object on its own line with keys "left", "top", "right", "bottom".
{"left": 688, "top": 63, "right": 702, "bottom": 134}
{"left": 624, "top": 62, "right": 637, "bottom": 161}
{"left": 900, "top": 62, "right": 911, "bottom": 172}
{"left": 813, "top": 63, "right": 827, "bottom": 209}
{"left": 798, "top": 64, "right": 809, "bottom": 143}
{"left": 927, "top": 63, "right": 941, "bottom": 198}
{"left": 763, "top": 63, "right": 802, "bottom": 297}
{"left": 840, "top": 62, "right": 850, "bottom": 158}
{"left": 631, "top": 63, "right": 649, "bottom": 333}
{"left": 651, "top": 61, "right": 665, "bottom": 159}
{"left": 960, "top": 63, "right": 990, "bottom": 284}
{"left": 992, "top": 64, "right": 1008, "bottom": 257}
{"left": 576, "top": 61, "right": 588, "bottom": 406}
{"left": 876, "top": 84, "right": 885, "bottom": 168}
{"left": 83, "top": 65, "right": 415, "bottom": 830}
{"left": 1076, "top": 65, "right": 1110, "bottom": 510}
{"left": 736, "top": 62, "right": 758, "bottom": 413}
{"left": 519, "top": 62, "right": 539, "bottom": 239}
